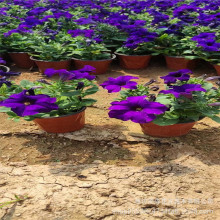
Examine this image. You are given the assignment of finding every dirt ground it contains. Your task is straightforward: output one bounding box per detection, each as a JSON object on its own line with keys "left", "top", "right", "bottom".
{"left": 0, "top": 57, "right": 220, "bottom": 220}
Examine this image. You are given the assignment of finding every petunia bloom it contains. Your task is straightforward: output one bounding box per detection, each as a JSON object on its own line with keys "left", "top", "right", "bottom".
{"left": 159, "top": 84, "right": 207, "bottom": 98}
{"left": 160, "top": 69, "right": 192, "bottom": 84}
{"left": 108, "top": 96, "right": 168, "bottom": 123}
{"left": 44, "top": 65, "right": 96, "bottom": 81}
{"left": 0, "top": 70, "right": 21, "bottom": 77}
{"left": 100, "top": 76, "right": 139, "bottom": 93}
{"left": 0, "top": 57, "right": 6, "bottom": 65}
{"left": 0, "top": 90, "right": 58, "bottom": 117}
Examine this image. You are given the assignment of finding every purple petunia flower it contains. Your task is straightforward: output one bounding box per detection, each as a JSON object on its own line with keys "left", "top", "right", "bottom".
{"left": 100, "top": 76, "right": 139, "bottom": 93}
{"left": 109, "top": 96, "right": 168, "bottom": 123}
{"left": 159, "top": 84, "right": 207, "bottom": 98}
{"left": 0, "top": 90, "right": 58, "bottom": 117}
{"left": 44, "top": 66, "right": 96, "bottom": 81}
{"left": 198, "top": 39, "right": 220, "bottom": 52}
{"left": 0, "top": 70, "right": 21, "bottom": 77}
{"left": 68, "top": 29, "right": 94, "bottom": 38}
{"left": 191, "top": 32, "right": 216, "bottom": 41}
{"left": 160, "top": 69, "right": 192, "bottom": 84}
{"left": 0, "top": 57, "right": 6, "bottom": 65}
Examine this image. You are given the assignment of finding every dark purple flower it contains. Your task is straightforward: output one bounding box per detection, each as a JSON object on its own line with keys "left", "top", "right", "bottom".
{"left": 44, "top": 68, "right": 69, "bottom": 78}
{"left": 0, "top": 58, "right": 6, "bottom": 65}
{"left": 78, "top": 65, "right": 96, "bottom": 73}
{"left": 76, "top": 82, "right": 85, "bottom": 90}
{"left": 74, "top": 17, "right": 96, "bottom": 25}
{"left": 0, "top": 70, "right": 21, "bottom": 77}
{"left": 68, "top": 29, "right": 94, "bottom": 38}
{"left": 191, "top": 32, "right": 216, "bottom": 41}
{"left": 160, "top": 84, "right": 207, "bottom": 98}
{"left": 198, "top": 40, "right": 220, "bottom": 52}
{"left": 44, "top": 67, "right": 95, "bottom": 81}
{"left": 68, "top": 71, "right": 96, "bottom": 81}
{"left": 0, "top": 77, "right": 12, "bottom": 87}
{"left": 0, "top": 90, "right": 58, "bottom": 117}
{"left": 160, "top": 69, "right": 192, "bottom": 84}
{"left": 109, "top": 96, "right": 168, "bottom": 123}
{"left": 100, "top": 76, "right": 139, "bottom": 93}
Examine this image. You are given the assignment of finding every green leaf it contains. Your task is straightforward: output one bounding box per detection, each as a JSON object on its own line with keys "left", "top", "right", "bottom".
{"left": 20, "top": 80, "right": 34, "bottom": 89}
{"left": 153, "top": 118, "right": 179, "bottom": 126}
{"left": 61, "top": 91, "right": 80, "bottom": 96}
{"left": 81, "top": 98, "right": 97, "bottom": 106}
{"left": 0, "top": 107, "right": 11, "bottom": 113}
{"left": 83, "top": 86, "right": 99, "bottom": 95}
{"left": 210, "top": 116, "right": 220, "bottom": 123}
{"left": 156, "top": 95, "right": 172, "bottom": 105}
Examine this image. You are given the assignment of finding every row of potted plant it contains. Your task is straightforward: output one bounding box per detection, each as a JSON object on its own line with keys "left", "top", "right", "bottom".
{"left": 0, "top": 66, "right": 219, "bottom": 137}
{"left": 0, "top": 0, "right": 219, "bottom": 74}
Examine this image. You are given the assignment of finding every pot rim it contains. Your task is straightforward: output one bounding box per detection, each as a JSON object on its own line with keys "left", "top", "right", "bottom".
{"left": 8, "top": 52, "right": 32, "bottom": 54}
{"left": 0, "top": 65, "right": 10, "bottom": 72}
{"left": 72, "top": 54, "right": 116, "bottom": 62}
{"left": 165, "top": 55, "right": 195, "bottom": 60}
{"left": 30, "top": 56, "right": 72, "bottom": 62}
{"left": 141, "top": 117, "right": 204, "bottom": 126}
{"left": 34, "top": 107, "right": 86, "bottom": 120}
{"left": 114, "top": 52, "right": 152, "bottom": 57}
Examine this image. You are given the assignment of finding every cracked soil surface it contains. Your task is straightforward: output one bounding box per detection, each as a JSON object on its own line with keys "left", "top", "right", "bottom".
{"left": 0, "top": 57, "right": 220, "bottom": 220}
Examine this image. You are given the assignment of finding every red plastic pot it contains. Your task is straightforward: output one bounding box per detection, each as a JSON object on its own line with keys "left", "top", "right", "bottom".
{"left": 72, "top": 54, "right": 115, "bottom": 75}
{"left": 31, "top": 57, "right": 71, "bottom": 74}
{"left": 9, "top": 52, "right": 34, "bottom": 69}
{"left": 115, "top": 53, "right": 152, "bottom": 70}
{"left": 213, "top": 64, "right": 220, "bottom": 76}
{"left": 165, "top": 56, "right": 196, "bottom": 70}
{"left": 140, "top": 121, "right": 196, "bottom": 138}
{"left": 34, "top": 108, "right": 86, "bottom": 133}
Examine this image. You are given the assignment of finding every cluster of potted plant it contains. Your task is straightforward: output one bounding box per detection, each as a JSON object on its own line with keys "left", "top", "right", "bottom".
{"left": 0, "top": 65, "right": 98, "bottom": 133}
{"left": 101, "top": 69, "right": 220, "bottom": 137}
{"left": 0, "top": 0, "right": 219, "bottom": 74}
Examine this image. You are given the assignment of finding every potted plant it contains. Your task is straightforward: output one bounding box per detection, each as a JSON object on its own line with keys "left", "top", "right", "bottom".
{"left": 68, "top": 30, "right": 115, "bottom": 74}
{"left": 191, "top": 32, "right": 220, "bottom": 75}
{"left": 3, "top": 32, "right": 35, "bottom": 69}
{"left": 100, "top": 69, "right": 220, "bottom": 137}
{"left": 30, "top": 33, "right": 76, "bottom": 74}
{"left": 115, "top": 29, "right": 158, "bottom": 70}
{"left": 0, "top": 65, "right": 98, "bottom": 133}
{"left": 156, "top": 33, "right": 198, "bottom": 70}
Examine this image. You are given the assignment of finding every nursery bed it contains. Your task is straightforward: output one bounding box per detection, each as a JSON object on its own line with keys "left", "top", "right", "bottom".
{"left": 0, "top": 59, "right": 220, "bottom": 220}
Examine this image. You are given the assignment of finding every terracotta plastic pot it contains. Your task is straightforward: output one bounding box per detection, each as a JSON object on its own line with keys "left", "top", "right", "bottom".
{"left": 34, "top": 107, "right": 86, "bottom": 133}
{"left": 140, "top": 121, "right": 196, "bottom": 138}
{"left": 213, "top": 64, "right": 220, "bottom": 76}
{"left": 115, "top": 53, "right": 152, "bottom": 70}
{"left": 165, "top": 56, "right": 196, "bottom": 70}
{"left": 9, "top": 52, "right": 34, "bottom": 69}
{"left": 72, "top": 54, "right": 115, "bottom": 75}
{"left": 0, "top": 65, "right": 10, "bottom": 72}
{"left": 31, "top": 57, "right": 71, "bottom": 74}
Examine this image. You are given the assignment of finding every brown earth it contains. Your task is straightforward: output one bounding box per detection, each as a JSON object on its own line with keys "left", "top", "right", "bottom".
{"left": 0, "top": 57, "right": 220, "bottom": 220}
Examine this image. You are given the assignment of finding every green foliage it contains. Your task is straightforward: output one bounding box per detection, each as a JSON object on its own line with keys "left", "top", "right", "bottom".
{"left": 72, "top": 36, "right": 112, "bottom": 60}
{"left": 0, "top": 77, "right": 99, "bottom": 121}
{"left": 30, "top": 33, "right": 77, "bottom": 61}
{"left": 119, "top": 85, "right": 150, "bottom": 100}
